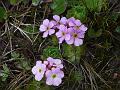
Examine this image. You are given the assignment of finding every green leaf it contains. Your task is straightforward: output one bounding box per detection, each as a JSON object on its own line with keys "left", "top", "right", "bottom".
{"left": 1, "top": 64, "right": 10, "bottom": 81}
{"left": 63, "top": 44, "right": 75, "bottom": 62}
{"left": 74, "top": 71, "right": 83, "bottom": 81}
{"left": 26, "top": 80, "right": 53, "bottom": 90}
{"left": 10, "top": 0, "right": 23, "bottom": 5}
{"left": 110, "top": 13, "right": 119, "bottom": 21}
{"left": 51, "top": 36, "right": 58, "bottom": 45}
{"left": 84, "top": 0, "right": 104, "bottom": 12}
{"left": 11, "top": 52, "right": 20, "bottom": 59}
{"left": 115, "top": 26, "right": 120, "bottom": 33}
{"left": 67, "top": 5, "right": 87, "bottom": 22}
{"left": 43, "top": 46, "right": 61, "bottom": 59}
{"left": 75, "top": 45, "right": 86, "bottom": 62}
{"left": 66, "top": 0, "right": 82, "bottom": 7}
{"left": 22, "top": 61, "right": 31, "bottom": 70}
{"left": 51, "top": 0, "right": 66, "bottom": 15}
{"left": 24, "top": 25, "right": 38, "bottom": 34}
{"left": 63, "top": 44, "right": 85, "bottom": 63}
{"left": 88, "top": 28, "right": 102, "bottom": 38}
{"left": 32, "top": 0, "right": 41, "bottom": 6}
{"left": 0, "top": 7, "right": 7, "bottom": 21}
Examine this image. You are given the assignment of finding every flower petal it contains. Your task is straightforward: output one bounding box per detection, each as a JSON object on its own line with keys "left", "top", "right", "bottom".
{"left": 65, "top": 34, "right": 70, "bottom": 41}
{"left": 36, "top": 61, "right": 42, "bottom": 66}
{"left": 46, "top": 70, "right": 52, "bottom": 78}
{"left": 47, "top": 57, "right": 53, "bottom": 62}
{"left": 53, "top": 59, "right": 61, "bottom": 65}
{"left": 53, "top": 15, "right": 60, "bottom": 22}
{"left": 48, "top": 29, "right": 55, "bottom": 35}
{"left": 49, "top": 22, "right": 54, "bottom": 28}
{"left": 75, "top": 20, "right": 81, "bottom": 26}
{"left": 59, "top": 25, "right": 65, "bottom": 31}
{"left": 69, "top": 21, "right": 75, "bottom": 27}
{"left": 46, "top": 77, "right": 53, "bottom": 85}
{"left": 35, "top": 74, "right": 43, "bottom": 81}
{"left": 77, "top": 32, "right": 85, "bottom": 38}
{"left": 39, "top": 25, "right": 47, "bottom": 32}
{"left": 43, "top": 19, "right": 49, "bottom": 26}
{"left": 57, "top": 64, "right": 63, "bottom": 69}
{"left": 43, "top": 31, "right": 48, "bottom": 38}
{"left": 56, "top": 31, "right": 62, "bottom": 38}
{"left": 47, "top": 57, "right": 54, "bottom": 66}
{"left": 66, "top": 37, "right": 74, "bottom": 44}
{"left": 74, "top": 38, "right": 83, "bottom": 46}
{"left": 60, "top": 17, "right": 67, "bottom": 25}
{"left": 58, "top": 70, "right": 64, "bottom": 78}
{"left": 80, "top": 25, "right": 88, "bottom": 31}
{"left": 53, "top": 77, "right": 62, "bottom": 86}
{"left": 59, "top": 37, "right": 65, "bottom": 43}
{"left": 32, "top": 66, "right": 37, "bottom": 75}
{"left": 44, "top": 61, "right": 48, "bottom": 65}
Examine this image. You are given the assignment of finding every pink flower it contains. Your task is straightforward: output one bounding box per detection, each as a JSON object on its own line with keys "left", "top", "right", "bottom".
{"left": 45, "top": 68, "right": 64, "bottom": 86}
{"left": 53, "top": 15, "right": 67, "bottom": 28}
{"left": 39, "top": 19, "right": 55, "bottom": 38}
{"left": 68, "top": 17, "right": 87, "bottom": 32}
{"left": 32, "top": 61, "right": 46, "bottom": 81}
{"left": 47, "top": 57, "right": 63, "bottom": 69}
{"left": 56, "top": 25, "right": 71, "bottom": 43}
{"left": 66, "top": 28, "right": 84, "bottom": 46}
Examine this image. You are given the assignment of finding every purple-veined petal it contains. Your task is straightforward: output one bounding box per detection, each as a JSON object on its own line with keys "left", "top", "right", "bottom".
{"left": 36, "top": 61, "right": 42, "bottom": 66}
{"left": 47, "top": 57, "right": 54, "bottom": 66}
{"left": 48, "top": 29, "right": 55, "bottom": 35}
{"left": 47, "top": 57, "right": 53, "bottom": 62}
{"left": 57, "top": 64, "right": 63, "bottom": 69}
{"left": 52, "top": 68, "right": 60, "bottom": 73}
{"left": 65, "top": 34, "right": 70, "bottom": 41}
{"left": 60, "top": 17, "right": 67, "bottom": 25}
{"left": 39, "top": 25, "right": 47, "bottom": 32}
{"left": 49, "top": 22, "right": 54, "bottom": 28}
{"left": 59, "top": 37, "right": 65, "bottom": 43}
{"left": 59, "top": 25, "right": 65, "bottom": 31}
{"left": 46, "top": 77, "right": 53, "bottom": 85}
{"left": 68, "top": 17, "right": 75, "bottom": 22}
{"left": 41, "top": 64, "right": 46, "bottom": 71}
{"left": 53, "top": 77, "right": 62, "bottom": 86}
{"left": 43, "top": 19, "right": 49, "bottom": 26}
{"left": 58, "top": 70, "right": 64, "bottom": 78}
{"left": 51, "top": 20, "right": 57, "bottom": 26}
{"left": 69, "top": 21, "right": 75, "bottom": 27}
{"left": 32, "top": 66, "right": 37, "bottom": 75}
{"left": 46, "top": 70, "right": 52, "bottom": 78}
{"left": 53, "top": 59, "right": 61, "bottom": 65}
{"left": 44, "top": 61, "right": 48, "bottom": 65}
{"left": 77, "top": 32, "right": 85, "bottom": 38}
{"left": 53, "top": 15, "right": 60, "bottom": 22}
{"left": 80, "top": 25, "right": 88, "bottom": 31}
{"left": 43, "top": 31, "right": 49, "bottom": 38}
{"left": 56, "top": 31, "right": 63, "bottom": 38}
{"left": 75, "top": 20, "right": 81, "bottom": 26}
{"left": 35, "top": 74, "right": 44, "bottom": 81}
{"left": 66, "top": 37, "right": 74, "bottom": 44}
{"left": 74, "top": 38, "right": 83, "bottom": 46}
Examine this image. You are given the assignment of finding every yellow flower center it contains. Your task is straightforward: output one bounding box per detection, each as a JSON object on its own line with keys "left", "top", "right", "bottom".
{"left": 73, "top": 34, "right": 78, "bottom": 38}
{"left": 52, "top": 74, "right": 57, "bottom": 78}
{"left": 46, "top": 27, "right": 50, "bottom": 31}
{"left": 75, "top": 26, "right": 80, "bottom": 30}
{"left": 39, "top": 68, "right": 42, "bottom": 73}
{"left": 62, "top": 32, "right": 65, "bottom": 36}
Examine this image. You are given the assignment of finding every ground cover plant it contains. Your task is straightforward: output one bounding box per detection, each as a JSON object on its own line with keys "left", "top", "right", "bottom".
{"left": 0, "top": 0, "right": 120, "bottom": 90}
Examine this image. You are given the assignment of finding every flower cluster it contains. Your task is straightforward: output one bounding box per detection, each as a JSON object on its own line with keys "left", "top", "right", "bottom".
{"left": 32, "top": 57, "right": 64, "bottom": 86}
{"left": 39, "top": 15, "right": 88, "bottom": 46}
